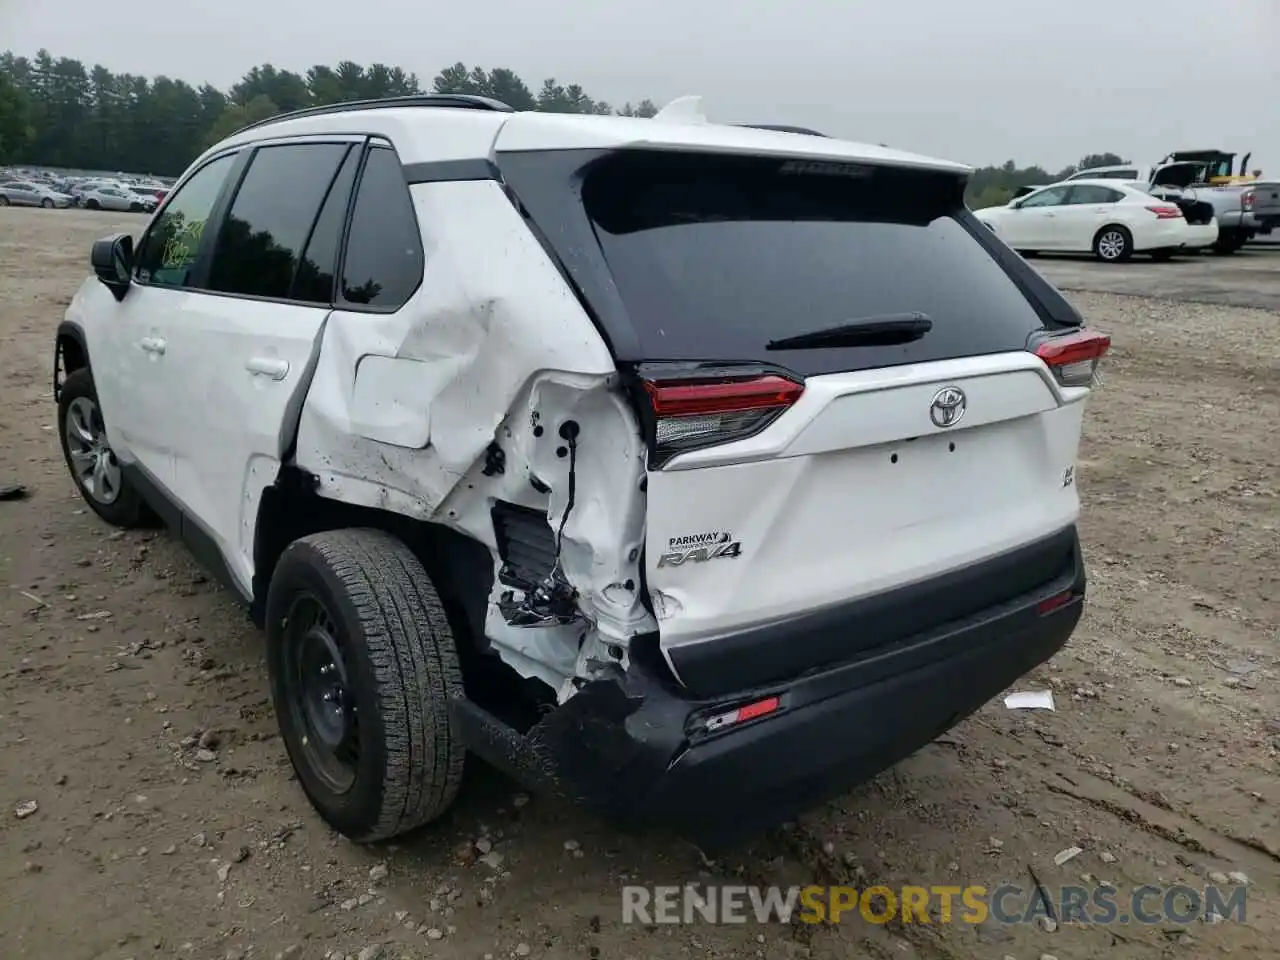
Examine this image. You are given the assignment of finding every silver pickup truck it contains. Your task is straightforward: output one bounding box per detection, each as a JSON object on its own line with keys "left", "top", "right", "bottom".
{"left": 1250, "top": 180, "right": 1280, "bottom": 237}
{"left": 1070, "top": 151, "right": 1280, "bottom": 253}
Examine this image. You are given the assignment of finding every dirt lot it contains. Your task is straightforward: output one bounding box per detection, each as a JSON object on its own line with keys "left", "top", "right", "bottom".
{"left": 1035, "top": 245, "right": 1280, "bottom": 313}
{"left": 1, "top": 207, "right": 1276, "bottom": 960}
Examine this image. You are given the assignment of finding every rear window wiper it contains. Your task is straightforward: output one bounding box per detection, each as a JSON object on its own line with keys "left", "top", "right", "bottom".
{"left": 766, "top": 312, "right": 933, "bottom": 350}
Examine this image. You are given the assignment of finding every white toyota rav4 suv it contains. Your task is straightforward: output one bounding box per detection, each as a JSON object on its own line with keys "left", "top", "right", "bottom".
{"left": 54, "top": 94, "right": 1108, "bottom": 844}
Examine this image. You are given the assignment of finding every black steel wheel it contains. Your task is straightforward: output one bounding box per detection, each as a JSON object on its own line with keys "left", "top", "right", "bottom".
{"left": 266, "top": 529, "right": 466, "bottom": 842}
{"left": 280, "top": 593, "right": 361, "bottom": 794}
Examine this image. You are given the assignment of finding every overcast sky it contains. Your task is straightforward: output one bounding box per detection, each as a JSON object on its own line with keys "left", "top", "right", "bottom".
{"left": 3, "top": 0, "right": 1276, "bottom": 171}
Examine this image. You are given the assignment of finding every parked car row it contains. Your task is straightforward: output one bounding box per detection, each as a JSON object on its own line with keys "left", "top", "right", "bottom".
{"left": 0, "top": 167, "right": 171, "bottom": 214}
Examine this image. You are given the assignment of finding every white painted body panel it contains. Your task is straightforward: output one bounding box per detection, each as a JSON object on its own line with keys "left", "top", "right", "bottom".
{"left": 164, "top": 296, "right": 329, "bottom": 593}
{"left": 72, "top": 277, "right": 185, "bottom": 485}
{"left": 1182, "top": 217, "right": 1220, "bottom": 249}
{"left": 644, "top": 354, "right": 1088, "bottom": 665}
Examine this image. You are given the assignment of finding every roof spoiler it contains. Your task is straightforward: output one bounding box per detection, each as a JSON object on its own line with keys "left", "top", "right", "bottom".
{"left": 735, "top": 123, "right": 828, "bottom": 137}
{"left": 648, "top": 98, "right": 829, "bottom": 139}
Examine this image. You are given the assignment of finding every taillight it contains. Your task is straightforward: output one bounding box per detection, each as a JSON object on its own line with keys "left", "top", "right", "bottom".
{"left": 641, "top": 374, "right": 804, "bottom": 467}
{"left": 1242, "top": 190, "right": 1255, "bottom": 211}
{"left": 1034, "top": 329, "right": 1111, "bottom": 388}
{"left": 1146, "top": 205, "right": 1182, "bottom": 219}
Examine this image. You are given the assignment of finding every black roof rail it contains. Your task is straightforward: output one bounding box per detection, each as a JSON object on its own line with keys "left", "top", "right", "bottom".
{"left": 233, "top": 94, "right": 515, "bottom": 136}
{"left": 735, "top": 123, "right": 828, "bottom": 137}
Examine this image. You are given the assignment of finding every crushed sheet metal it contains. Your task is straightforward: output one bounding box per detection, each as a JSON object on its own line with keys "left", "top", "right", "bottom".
{"left": 292, "top": 178, "right": 655, "bottom": 696}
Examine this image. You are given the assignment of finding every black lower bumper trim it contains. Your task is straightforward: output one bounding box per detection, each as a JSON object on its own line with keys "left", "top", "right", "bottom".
{"left": 453, "top": 527, "right": 1086, "bottom": 843}
{"left": 669, "top": 525, "right": 1081, "bottom": 698}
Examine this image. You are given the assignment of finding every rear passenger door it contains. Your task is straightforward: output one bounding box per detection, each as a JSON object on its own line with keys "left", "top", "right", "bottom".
{"left": 1061, "top": 185, "right": 1125, "bottom": 249}
{"left": 164, "top": 137, "right": 362, "bottom": 595}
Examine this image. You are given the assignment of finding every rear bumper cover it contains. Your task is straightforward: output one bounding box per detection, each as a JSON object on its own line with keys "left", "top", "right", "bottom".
{"left": 1181, "top": 221, "right": 1220, "bottom": 248}
{"left": 453, "top": 526, "right": 1085, "bottom": 841}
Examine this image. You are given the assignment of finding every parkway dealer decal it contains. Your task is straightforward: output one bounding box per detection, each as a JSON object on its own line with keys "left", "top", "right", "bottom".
{"left": 657, "top": 531, "right": 743, "bottom": 568}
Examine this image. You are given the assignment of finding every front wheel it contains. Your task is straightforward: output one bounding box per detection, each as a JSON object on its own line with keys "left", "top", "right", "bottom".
{"left": 1093, "top": 226, "right": 1133, "bottom": 263}
{"left": 57, "top": 368, "right": 149, "bottom": 527}
{"left": 41, "top": 198, "right": 54, "bottom": 209}
{"left": 266, "top": 529, "right": 466, "bottom": 842}
{"left": 0, "top": 196, "right": 9, "bottom": 207}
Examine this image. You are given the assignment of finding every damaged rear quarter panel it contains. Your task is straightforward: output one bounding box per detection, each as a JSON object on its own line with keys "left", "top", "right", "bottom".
{"left": 295, "top": 179, "right": 617, "bottom": 505}
{"left": 293, "top": 178, "right": 657, "bottom": 693}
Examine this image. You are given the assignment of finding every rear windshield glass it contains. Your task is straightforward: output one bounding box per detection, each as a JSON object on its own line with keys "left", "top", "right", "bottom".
{"left": 581, "top": 152, "right": 1046, "bottom": 374}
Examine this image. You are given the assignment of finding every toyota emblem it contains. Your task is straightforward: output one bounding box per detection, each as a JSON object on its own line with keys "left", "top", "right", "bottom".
{"left": 929, "top": 386, "right": 967, "bottom": 428}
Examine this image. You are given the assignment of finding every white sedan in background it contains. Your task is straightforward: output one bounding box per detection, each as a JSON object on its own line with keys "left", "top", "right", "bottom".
{"left": 974, "top": 179, "right": 1194, "bottom": 262}
{"left": 76, "top": 185, "right": 156, "bottom": 214}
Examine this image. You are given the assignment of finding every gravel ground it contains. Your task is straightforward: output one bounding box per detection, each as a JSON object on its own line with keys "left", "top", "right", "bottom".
{"left": 1, "top": 207, "right": 1277, "bottom": 960}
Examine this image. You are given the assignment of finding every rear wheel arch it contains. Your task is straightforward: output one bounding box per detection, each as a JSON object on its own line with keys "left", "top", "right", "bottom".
{"left": 249, "top": 468, "right": 492, "bottom": 654}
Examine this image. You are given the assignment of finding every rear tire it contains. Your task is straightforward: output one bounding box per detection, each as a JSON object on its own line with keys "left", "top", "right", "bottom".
{"left": 57, "top": 368, "right": 149, "bottom": 528}
{"left": 1093, "top": 226, "right": 1133, "bottom": 263}
{"left": 0, "top": 196, "right": 9, "bottom": 207}
{"left": 266, "top": 529, "right": 466, "bottom": 842}
{"left": 1212, "top": 229, "right": 1246, "bottom": 254}
{"left": 86, "top": 199, "right": 100, "bottom": 210}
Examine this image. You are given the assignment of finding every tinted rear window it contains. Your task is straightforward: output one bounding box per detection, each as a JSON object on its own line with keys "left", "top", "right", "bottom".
{"left": 579, "top": 152, "right": 1046, "bottom": 374}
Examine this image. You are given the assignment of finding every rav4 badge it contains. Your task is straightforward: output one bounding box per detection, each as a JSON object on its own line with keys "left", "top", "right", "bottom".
{"left": 658, "top": 531, "right": 743, "bottom": 568}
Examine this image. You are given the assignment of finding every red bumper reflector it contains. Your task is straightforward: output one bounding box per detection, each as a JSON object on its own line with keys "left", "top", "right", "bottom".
{"left": 704, "top": 695, "right": 781, "bottom": 733}
{"left": 1035, "top": 591, "right": 1075, "bottom": 616}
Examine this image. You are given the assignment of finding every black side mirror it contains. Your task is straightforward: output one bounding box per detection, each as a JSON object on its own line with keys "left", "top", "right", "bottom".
{"left": 90, "top": 233, "right": 134, "bottom": 301}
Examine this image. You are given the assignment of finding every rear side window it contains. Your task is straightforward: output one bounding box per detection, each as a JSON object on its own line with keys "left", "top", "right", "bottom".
{"left": 205, "top": 142, "right": 352, "bottom": 302}
{"left": 291, "top": 147, "right": 361, "bottom": 304}
{"left": 580, "top": 151, "right": 1047, "bottom": 375}
{"left": 1067, "top": 185, "right": 1124, "bottom": 204}
{"left": 339, "top": 146, "right": 423, "bottom": 309}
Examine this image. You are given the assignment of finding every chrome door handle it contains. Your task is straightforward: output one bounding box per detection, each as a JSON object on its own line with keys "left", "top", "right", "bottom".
{"left": 245, "top": 357, "right": 289, "bottom": 380}
{"left": 139, "top": 336, "right": 166, "bottom": 355}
